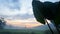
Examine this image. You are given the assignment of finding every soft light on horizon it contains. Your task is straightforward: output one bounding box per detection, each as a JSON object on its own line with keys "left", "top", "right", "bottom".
{"left": 5, "top": 18, "right": 43, "bottom": 28}
{"left": 0, "top": 0, "right": 59, "bottom": 29}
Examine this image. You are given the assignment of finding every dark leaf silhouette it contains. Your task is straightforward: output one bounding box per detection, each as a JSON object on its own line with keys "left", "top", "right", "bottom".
{"left": 32, "top": 0, "right": 60, "bottom": 34}
{"left": 32, "top": 0, "right": 60, "bottom": 25}
{"left": 32, "top": 0, "right": 45, "bottom": 24}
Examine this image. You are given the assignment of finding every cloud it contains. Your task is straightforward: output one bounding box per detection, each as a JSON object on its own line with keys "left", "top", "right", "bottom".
{"left": 19, "top": 0, "right": 33, "bottom": 15}
{"left": 0, "top": 0, "right": 59, "bottom": 16}
{"left": 0, "top": 0, "right": 20, "bottom": 16}
{"left": 0, "top": 0, "right": 34, "bottom": 19}
{"left": 40, "top": 0, "right": 59, "bottom": 2}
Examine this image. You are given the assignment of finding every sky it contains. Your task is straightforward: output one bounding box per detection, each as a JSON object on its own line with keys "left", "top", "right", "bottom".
{"left": 0, "top": 0, "right": 34, "bottom": 20}
{"left": 0, "top": 0, "right": 59, "bottom": 19}
{"left": 0, "top": 0, "right": 59, "bottom": 28}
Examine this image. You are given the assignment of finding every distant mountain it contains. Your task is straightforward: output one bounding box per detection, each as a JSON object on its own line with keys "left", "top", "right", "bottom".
{"left": 4, "top": 23, "right": 56, "bottom": 31}
{"left": 4, "top": 25, "right": 26, "bottom": 29}
{"left": 31, "top": 23, "right": 56, "bottom": 31}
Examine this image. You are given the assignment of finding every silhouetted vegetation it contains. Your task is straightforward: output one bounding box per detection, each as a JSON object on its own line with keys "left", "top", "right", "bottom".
{"left": 44, "top": 29, "right": 59, "bottom": 34}
{"left": 0, "top": 29, "right": 45, "bottom": 34}
{"left": 32, "top": 0, "right": 60, "bottom": 25}
{"left": 0, "top": 18, "right": 6, "bottom": 29}
{"left": 32, "top": 0, "right": 60, "bottom": 34}
{"left": 0, "top": 29, "right": 59, "bottom": 34}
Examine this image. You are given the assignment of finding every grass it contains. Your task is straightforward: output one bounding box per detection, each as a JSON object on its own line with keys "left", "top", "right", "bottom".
{"left": 0, "top": 29, "right": 45, "bottom": 34}
{"left": 0, "top": 29, "right": 59, "bottom": 34}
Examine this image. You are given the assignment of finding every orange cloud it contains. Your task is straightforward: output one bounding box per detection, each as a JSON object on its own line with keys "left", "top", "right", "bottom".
{"left": 5, "top": 18, "right": 43, "bottom": 28}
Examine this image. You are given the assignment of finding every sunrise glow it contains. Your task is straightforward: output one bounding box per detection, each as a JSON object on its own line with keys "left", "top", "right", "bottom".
{"left": 5, "top": 18, "right": 43, "bottom": 28}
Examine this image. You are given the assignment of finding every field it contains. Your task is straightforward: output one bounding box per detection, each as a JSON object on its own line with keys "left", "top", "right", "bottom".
{"left": 0, "top": 29, "right": 58, "bottom": 34}
{"left": 0, "top": 29, "right": 45, "bottom": 34}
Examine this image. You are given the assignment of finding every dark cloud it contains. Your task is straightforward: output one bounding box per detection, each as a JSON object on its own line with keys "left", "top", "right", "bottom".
{"left": 0, "top": 0, "right": 34, "bottom": 19}
{"left": 12, "top": 14, "right": 34, "bottom": 19}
